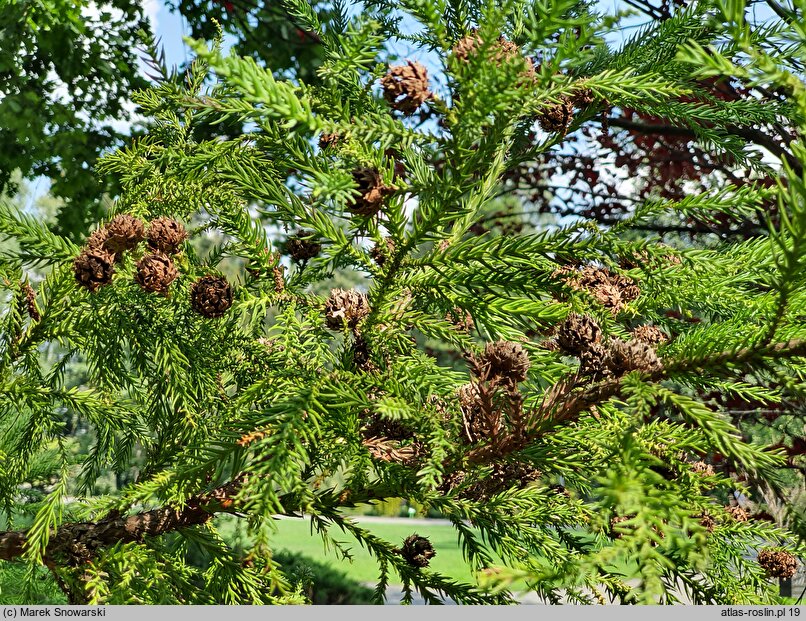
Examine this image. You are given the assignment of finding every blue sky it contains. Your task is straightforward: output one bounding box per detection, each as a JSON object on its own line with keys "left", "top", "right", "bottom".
{"left": 148, "top": 1, "right": 192, "bottom": 68}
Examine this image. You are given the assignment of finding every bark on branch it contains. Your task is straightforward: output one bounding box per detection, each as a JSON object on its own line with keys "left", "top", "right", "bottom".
{"left": 0, "top": 480, "right": 243, "bottom": 564}
{"left": 466, "top": 338, "right": 806, "bottom": 464}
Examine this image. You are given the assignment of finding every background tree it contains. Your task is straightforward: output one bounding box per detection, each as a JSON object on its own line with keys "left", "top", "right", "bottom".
{"left": 0, "top": 0, "right": 804, "bottom": 605}
{"left": 0, "top": 0, "right": 151, "bottom": 239}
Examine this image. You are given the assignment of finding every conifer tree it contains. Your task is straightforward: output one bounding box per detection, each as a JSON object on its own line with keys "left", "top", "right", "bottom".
{"left": 0, "top": 0, "right": 805, "bottom": 606}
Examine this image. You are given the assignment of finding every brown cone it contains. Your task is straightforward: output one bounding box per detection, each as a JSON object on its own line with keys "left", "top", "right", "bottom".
{"left": 446, "top": 306, "right": 474, "bottom": 332}
{"left": 612, "top": 273, "right": 641, "bottom": 304}
{"left": 86, "top": 227, "right": 111, "bottom": 250}
{"left": 350, "top": 167, "right": 397, "bottom": 217}
{"left": 286, "top": 230, "right": 321, "bottom": 262}
{"left": 558, "top": 265, "right": 639, "bottom": 314}
{"left": 104, "top": 214, "right": 145, "bottom": 254}
{"left": 398, "top": 534, "right": 436, "bottom": 568}
{"left": 147, "top": 217, "right": 187, "bottom": 255}
{"left": 272, "top": 265, "right": 285, "bottom": 294}
{"left": 452, "top": 30, "right": 533, "bottom": 76}
{"left": 370, "top": 237, "right": 396, "bottom": 268}
{"left": 757, "top": 548, "right": 798, "bottom": 579}
{"left": 457, "top": 382, "right": 483, "bottom": 443}
{"left": 632, "top": 325, "right": 667, "bottom": 347}
{"left": 690, "top": 461, "right": 715, "bottom": 477}
{"left": 579, "top": 342, "right": 610, "bottom": 379}
{"left": 191, "top": 275, "right": 233, "bottom": 318}
{"left": 537, "top": 98, "right": 574, "bottom": 134}
{"left": 319, "top": 132, "right": 341, "bottom": 150}
{"left": 725, "top": 505, "right": 750, "bottom": 522}
{"left": 606, "top": 338, "right": 663, "bottom": 375}
{"left": 135, "top": 253, "right": 179, "bottom": 294}
{"left": 324, "top": 288, "right": 370, "bottom": 330}
{"left": 556, "top": 313, "right": 601, "bottom": 355}
{"left": 21, "top": 282, "right": 40, "bottom": 322}
{"left": 352, "top": 335, "right": 377, "bottom": 372}
{"left": 452, "top": 31, "right": 485, "bottom": 62}
{"left": 381, "top": 61, "right": 432, "bottom": 114}
{"left": 572, "top": 88, "right": 594, "bottom": 107}
{"left": 698, "top": 512, "right": 716, "bottom": 532}
{"left": 478, "top": 340, "right": 530, "bottom": 383}
{"left": 74, "top": 248, "right": 116, "bottom": 292}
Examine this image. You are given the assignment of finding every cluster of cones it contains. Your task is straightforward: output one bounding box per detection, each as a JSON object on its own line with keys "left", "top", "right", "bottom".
{"left": 757, "top": 548, "right": 799, "bottom": 579}
{"left": 554, "top": 265, "right": 641, "bottom": 315}
{"left": 74, "top": 214, "right": 232, "bottom": 318}
{"left": 379, "top": 30, "right": 596, "bottom": 136}
{"left": 74, "top": 214, "right": 185, "bottom": 295}
{"left": 551, "top": 312, "right": 664, "bottom": 379}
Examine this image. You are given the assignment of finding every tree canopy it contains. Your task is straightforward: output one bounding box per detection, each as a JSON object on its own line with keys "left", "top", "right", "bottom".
{"left": 0, "top": 0, "right": 804, "bottom": 606}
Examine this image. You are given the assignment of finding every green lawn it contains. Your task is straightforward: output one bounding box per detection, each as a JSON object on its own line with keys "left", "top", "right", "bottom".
{"left": 216, "top": 516, "right": 484, "bottom": 585}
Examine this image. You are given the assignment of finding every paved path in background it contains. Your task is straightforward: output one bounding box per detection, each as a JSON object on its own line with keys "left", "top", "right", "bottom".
{"left": 373, "top": 585, "right": 547, "bottom": 605}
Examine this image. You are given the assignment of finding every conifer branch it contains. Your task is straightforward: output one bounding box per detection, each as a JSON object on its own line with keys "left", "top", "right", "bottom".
{"left": 467, "top": 338, "right": 806, "bottom": 464}
{"left": 0, "top": 480, "right": 243, "bottom": 564}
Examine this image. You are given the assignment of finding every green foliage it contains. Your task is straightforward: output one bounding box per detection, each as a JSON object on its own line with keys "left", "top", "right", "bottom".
{"left": 0, "top": 0, "right": 804, "bottom": 606}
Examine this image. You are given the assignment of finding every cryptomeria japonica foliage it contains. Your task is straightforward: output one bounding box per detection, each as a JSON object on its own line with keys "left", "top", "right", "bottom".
{"left": 1, "top": 0, "right": 805, "bottom": 605}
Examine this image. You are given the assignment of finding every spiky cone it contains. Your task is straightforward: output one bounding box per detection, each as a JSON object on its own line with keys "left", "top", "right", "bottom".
{"left": 351, "top": 335, "right": 376, "bottom": 372}
{"left": 104, "top": 214, "right": 145, "bottom": 254}
{"left": 147, "top": 217, "right": 187, "bottom": 255}
{"left": 135, "top": 253, "right": 179, "bottom": 295}
{"left": 446, "top": 306, "right": 474, "bottom": 332}
{"left": 556, "top": 313, "right": 601, "bottom": 355}
{"left": 457, "top": 382, "right": 484, "bottom": 443}
{"left": 349, "top": 167, "right": 397, "bottom": 217}
{"left": 73, "top": 248, "right": 116, "bottom": 293}
{"left": 690, "top": 461, "right": 715, "bottom": 477}
{"left": 191, "top": 275, "right": 233, "bottom": 318}
{"left": 572, "top": 87, "right": 595, "bottom": 107}
{"left": 757, "top": 548, "right": 799, "bottom": 579}
{"left": 632, "top": 325, "right": 667, "bottom": 347}
{"left": 324, "top": 288, "right": 370, "bottom": 331}
{"left": 698, "top": 512, "right": 716, "bottom": 533}
{"left": 725, "top": 505, "right": 750, "bottom": 522}
{"left": 537, "top": 98, "right": 574, "bottom": 134}
{"left": 370, "top": 237, "right": 395, "bottom": 268}
{"left": 451, "top": 30, "right": 534, "bottom": 76}
{"left": 605, "top": 338, "right": 663, "bottom": 376}
{"left": 578, "top": 343, "right": 611, "bottom": 380}
{"left": 86, "top": 226, "right": 111, "bottom": 251}
{"left": 286, "top": 231, "right": 321, "bottom": 262}
{"left": 611, "top": 273, "right": 641, "bottom": 304}
{"left": 462, "top": 462, "right": 542, "bottom": 500}
{"left": 477, "top": 340, "right": 530, "bottom": 384}
{"left": 20, "top": 282, "right": 40, "bottom": 322}
{"left": 380, "top": 61, "right": 432, "bottom": 114}
{"left": 397, "top": 534, "right": 436, "bottom": 568}
{"left": 318, "top": 132, "right": 341, "bottom": 150}
{"left": 451, "top": 30, "right": 485, "bottom": 62}
{"left": 362, "top": 436, "right": 417, "bottom": 465}
{"left": 557, "top": 265, "right": 640, "bottom": 314}
{"left": 272, "top": 266, "right": 285, "bottom": 294}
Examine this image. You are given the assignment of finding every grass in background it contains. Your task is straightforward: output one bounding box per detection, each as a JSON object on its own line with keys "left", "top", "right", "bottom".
{"left": 217, "top": 516, "right": 481, "bottom": 585}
